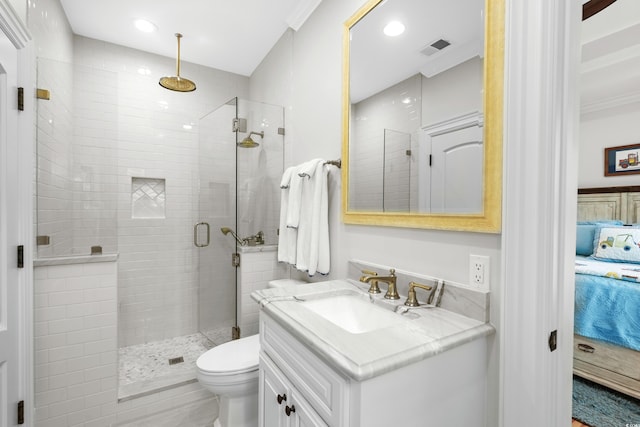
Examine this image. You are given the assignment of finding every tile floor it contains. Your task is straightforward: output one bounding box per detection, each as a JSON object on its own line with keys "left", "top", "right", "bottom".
{"left": 118, "top": 331, "right": 230, "bottom": 400}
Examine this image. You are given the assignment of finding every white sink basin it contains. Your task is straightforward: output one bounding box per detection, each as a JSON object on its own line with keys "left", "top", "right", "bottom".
{"left": 300, "top": 294, "right": 406, "bottom": 334}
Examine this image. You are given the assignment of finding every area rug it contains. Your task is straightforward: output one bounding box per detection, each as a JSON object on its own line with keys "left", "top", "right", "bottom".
{"left": 573, "top": 376, "right": 640, "bottom": 427}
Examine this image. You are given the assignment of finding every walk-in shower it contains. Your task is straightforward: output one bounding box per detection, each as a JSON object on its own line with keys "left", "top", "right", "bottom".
{"left": 35, "top": 56, "right": 284, "bottom": 401}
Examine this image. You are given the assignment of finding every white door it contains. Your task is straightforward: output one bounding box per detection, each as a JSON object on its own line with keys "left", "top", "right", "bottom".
{"left": 430, "top": 125, "right": 483, "bottom": 213}
{"left": 0, "top": 28, "right": 21, "bottom": 427}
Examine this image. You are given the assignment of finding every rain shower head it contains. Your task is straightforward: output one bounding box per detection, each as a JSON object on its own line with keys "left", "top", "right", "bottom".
{"left": 159, "top": 33, "right": 196, "bottom": 92}
{"left": 238, "top": 131, "right": 264, "bottom": 148}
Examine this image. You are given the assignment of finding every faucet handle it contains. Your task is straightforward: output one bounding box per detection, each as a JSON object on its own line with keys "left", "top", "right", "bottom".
{"left": 360, "top": 269, "right": 381, "bottom": 294}
{"left": 404, "top": 281, "right": 434, "bottom": 307}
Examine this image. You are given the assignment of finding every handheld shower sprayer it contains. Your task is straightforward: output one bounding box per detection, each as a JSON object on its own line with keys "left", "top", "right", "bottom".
{"left": 220, "top": 227, "right": 245, "bottom": 245}
{"left": 220, "top": 227, "right": 265, "bottom": 246}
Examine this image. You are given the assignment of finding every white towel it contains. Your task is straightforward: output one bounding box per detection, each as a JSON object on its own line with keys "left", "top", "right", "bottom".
{"left": 278, "top": 159, "right": 331, "bottom": 275}
{"left": 286, "top": 159, "right": 322, "bottom": 229}
{"left": 294, "top": 161, "right": 320, "bottom": 272}
{"left": 315, "top": 165, "right": 330, "bottom": 275}
{"left": 296, "top": 161, "right": 330, "bottom": 275}
{"left": 277, "top": 166, "right": 296, "bottom": 263}
{"left": 305, "top": 162, "right": 330, "bottom": 275}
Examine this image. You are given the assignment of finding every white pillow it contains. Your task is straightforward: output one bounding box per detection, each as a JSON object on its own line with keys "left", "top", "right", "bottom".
{"left": 592, "top": 226, "right": 640, "bottom": 264}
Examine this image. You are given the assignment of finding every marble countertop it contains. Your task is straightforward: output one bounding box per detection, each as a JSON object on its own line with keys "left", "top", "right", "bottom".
{"left": 252, "top": 279, "right": 495, "bottom": 382}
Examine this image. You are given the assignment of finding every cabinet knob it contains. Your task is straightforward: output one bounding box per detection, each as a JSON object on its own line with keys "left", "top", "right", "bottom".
{"left": 285, "top": 404, "right": 296, "bottom": 416}
{"left": 277, "top": 393, "right": 287, "bottom": 405}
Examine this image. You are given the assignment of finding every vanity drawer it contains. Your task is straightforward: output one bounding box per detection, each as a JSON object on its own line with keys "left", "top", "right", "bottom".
{"left": 574, "top": 334, "right": 640, "bottom": 380}
{"left": 260, "top": 314, "right": 347, "bottom": 425}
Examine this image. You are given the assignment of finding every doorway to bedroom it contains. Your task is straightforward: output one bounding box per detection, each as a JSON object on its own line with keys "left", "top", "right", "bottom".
{"left": 572, "top": 0, "right": 640, "bottom": 424}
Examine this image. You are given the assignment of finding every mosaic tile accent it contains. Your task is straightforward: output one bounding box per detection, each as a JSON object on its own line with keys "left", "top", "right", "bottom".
{"left": 131, "top": 177, "right": 166, "bottom": 218}
{"left": 118, "top": 332, "right": 214, "bottom": 400}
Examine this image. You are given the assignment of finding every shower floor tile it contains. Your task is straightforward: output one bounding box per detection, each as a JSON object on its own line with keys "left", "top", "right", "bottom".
{"left": 118, "top": 332, "right": 216, "bottom": 401}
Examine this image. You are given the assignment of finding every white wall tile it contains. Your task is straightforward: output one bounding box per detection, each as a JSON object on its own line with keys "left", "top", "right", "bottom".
{"left": 33, "top": 261, "right": 118, "bottom": 426}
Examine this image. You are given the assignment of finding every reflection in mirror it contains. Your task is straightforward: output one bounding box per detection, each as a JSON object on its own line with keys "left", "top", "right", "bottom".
{"left": 383, "top": 128, "right": 411, "bottom": 212}
{"left": 342, "top": 0, "right": 503, "bottom": 232}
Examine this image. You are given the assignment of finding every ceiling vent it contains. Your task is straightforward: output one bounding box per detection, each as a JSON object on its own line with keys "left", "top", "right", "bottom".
{"left": 420, "top": 39, "right": 451, "bottom": 56}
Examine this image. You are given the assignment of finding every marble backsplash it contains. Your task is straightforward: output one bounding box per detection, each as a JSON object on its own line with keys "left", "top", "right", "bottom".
{"left": 347, "top": 260, "right": 490, "bottom": 323}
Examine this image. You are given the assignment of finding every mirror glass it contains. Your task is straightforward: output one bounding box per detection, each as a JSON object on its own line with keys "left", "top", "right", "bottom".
{"left": 342, "top": 0, "right": 503, "bottom": 232}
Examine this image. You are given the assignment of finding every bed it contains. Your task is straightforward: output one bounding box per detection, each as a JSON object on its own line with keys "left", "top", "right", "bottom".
{"left": 573, "top": 186, "right": 640, "bottom": 399}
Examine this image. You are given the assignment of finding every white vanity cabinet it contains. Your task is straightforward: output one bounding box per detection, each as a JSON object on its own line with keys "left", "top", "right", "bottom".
{"left": 258, "top": 312, "right": 490, "bottom": 427}
{"left": 260, "top": 354, "right": 328, "bottom": 426}
{"left": 259, "top": 314, "right": 347, "bottom": 426}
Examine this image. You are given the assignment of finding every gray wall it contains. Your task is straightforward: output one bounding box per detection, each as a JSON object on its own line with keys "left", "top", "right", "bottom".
{"left": 248, "top": 0, "right": 501, "bottom": 425}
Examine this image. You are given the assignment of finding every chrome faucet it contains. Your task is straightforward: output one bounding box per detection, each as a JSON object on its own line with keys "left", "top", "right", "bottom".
{"left": 360, "top": 268, "right": 399, "bottom": 300}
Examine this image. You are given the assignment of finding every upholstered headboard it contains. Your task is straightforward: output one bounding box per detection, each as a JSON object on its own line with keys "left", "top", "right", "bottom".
{"left": 577, "top": 186, "right": 640, "bottom": 223}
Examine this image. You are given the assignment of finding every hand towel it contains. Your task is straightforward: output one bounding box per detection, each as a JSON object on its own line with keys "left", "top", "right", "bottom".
{"left": 315, "top": 164, "right": 331, "bottom": 275}
{"left": 286, "top": 159, "right": 322, "bottom": 229}
{"left": 296, "top": 161, "right": 330, "bottom": 275}
{"left": 277, "top": 166, "right": 296, "bottom": 263}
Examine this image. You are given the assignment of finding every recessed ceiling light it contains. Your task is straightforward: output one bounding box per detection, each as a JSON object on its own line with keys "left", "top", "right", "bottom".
{"left": 134, "top": 19, "right": 157, "bottom": 33}
{"left": 383, "top": 21, "right": 405, "bottom": 37}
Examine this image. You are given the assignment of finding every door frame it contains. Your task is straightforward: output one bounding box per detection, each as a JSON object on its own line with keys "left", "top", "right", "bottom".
{"left": 500, "top": 0, "right": 581, "bottom": 426}
{"left": 0, "top": 1, "right": 33, "bottom": 425}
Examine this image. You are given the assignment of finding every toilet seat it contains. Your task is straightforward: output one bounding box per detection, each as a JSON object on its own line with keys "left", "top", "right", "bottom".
{"left": 197, "top": 334, "right": 260, "bottom": 375}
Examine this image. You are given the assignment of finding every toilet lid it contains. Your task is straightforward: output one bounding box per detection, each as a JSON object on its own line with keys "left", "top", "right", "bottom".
{"left": 197, "top": 334, "right": 260, "bottom": 374}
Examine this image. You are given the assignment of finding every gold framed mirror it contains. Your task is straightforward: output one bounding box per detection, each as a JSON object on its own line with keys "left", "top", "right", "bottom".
{"left": 341, "top": 0, "right": 504, "bottom": 232}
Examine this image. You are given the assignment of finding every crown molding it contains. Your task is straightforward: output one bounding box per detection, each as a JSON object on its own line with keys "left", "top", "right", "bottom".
{"left": 0, "top": 0, "right": 31, "bottom": 48}
{"left": 581, "top": 89, "right": 640, "bottom": 115}
{"left": 286, "top": 0, "right": 323, "bottom": 31}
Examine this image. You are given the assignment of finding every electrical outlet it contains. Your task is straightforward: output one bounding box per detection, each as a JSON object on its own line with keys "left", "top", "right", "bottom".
{"left": 469, "top": 255, "right": 490, "bottom": 287}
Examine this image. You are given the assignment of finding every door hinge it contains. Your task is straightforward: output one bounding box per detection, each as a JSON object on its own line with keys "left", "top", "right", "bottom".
{"left": 36, "top": 88, "right": 50, "bottom": 100}
{"left": 232, "top": 117, "right": 247, "bottom": 133}
{"left": 17, "top": 87, "right": 24, "bottom": 111}
{"left": 18, "top": 400, "right": 24, "bottom": 424}
{"left": 36, "top": 235, "right": 50, "bottom": 246}
{"left": 548, "top": 330, "right": 557, "bottom": 352}
{"left": 232, "top": 252, "right": 240, "bottom": 267}
{"left": 17, "top": 245, "right": 24, "bottom": 268}
{"left": 429, "top": 154, "right": 432, "bottom": 166}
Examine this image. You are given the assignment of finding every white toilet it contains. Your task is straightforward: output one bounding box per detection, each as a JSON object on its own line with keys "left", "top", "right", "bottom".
{"left": 196, "top": 279, "right": 306, "bottom": 427}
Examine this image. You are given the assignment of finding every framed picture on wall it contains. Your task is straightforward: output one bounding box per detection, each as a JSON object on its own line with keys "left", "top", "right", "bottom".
{"left": 604, "top": 143, "right": 640, "bottom": 176}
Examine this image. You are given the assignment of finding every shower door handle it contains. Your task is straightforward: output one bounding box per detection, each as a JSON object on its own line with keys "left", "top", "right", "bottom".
{"left": 194, "top": 222, "right": 210, "bottom": 247}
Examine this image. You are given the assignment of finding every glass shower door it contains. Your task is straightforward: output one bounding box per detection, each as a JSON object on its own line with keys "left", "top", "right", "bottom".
{"left": 197, "top": 99, "right": 238, "bottom": 344}
{"left": 197, "top": 97, "right": 284, "bottom": 342}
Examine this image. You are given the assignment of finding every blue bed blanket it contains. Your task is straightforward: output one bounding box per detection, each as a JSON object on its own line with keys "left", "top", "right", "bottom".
{"left": 574, "top": 256, "right": 640, "bottom": 351}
